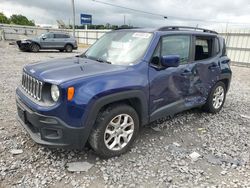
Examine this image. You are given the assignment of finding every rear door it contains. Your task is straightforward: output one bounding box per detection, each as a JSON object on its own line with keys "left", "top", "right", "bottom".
{"left": 186, "top": 35, "right": 221, "bottom": 106}
{"left": 54, "top": 33, "right": 69, "bottom": 48}
{"left": 149, "top": 34, "right": 193, "bottom": 121}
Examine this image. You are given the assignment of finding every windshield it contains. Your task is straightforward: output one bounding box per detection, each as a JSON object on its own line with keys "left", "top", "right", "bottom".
{"left": 83, "top": 31, "right": 153, "bottom": 65}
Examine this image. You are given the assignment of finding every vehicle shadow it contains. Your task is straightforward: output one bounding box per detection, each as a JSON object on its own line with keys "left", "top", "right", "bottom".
{"left": 39, "top": 107, "right": 207, "bottom": 162}
{"left": 23, "top": 51, "right": 76, "bottom": 54}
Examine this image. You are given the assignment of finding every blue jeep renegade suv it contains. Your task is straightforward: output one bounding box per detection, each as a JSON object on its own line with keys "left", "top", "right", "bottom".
{"left": 16, "top": 26, "right": 232, "bottom": 158}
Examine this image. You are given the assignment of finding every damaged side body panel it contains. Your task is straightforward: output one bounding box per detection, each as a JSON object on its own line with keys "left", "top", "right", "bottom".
{"left": 149, "top": 33, "right": 231, "bottom": 122}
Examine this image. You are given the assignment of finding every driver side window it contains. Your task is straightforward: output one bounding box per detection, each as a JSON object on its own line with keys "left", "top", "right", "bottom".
{"left": 151, "top": 35, "right": 191, "bottom": 67}
{"left": 162, "top": 35, "right": 190, "bottom": 64}
{"left": 45, "top": 33, "right": 54, "bottom": 39}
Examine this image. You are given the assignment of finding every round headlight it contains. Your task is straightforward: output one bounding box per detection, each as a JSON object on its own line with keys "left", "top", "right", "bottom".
{"left": 51, "top": 84, "right": 60, "bottom": 102}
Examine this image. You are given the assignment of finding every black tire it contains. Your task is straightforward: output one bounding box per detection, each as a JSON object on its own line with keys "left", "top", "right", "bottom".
{"left": 30, "top": 43, "right": 40, "bottom": 52}
{"left": 19, "top": 48, "right": 26, "bottom": 52}
{"left": 65, "top": 44, "right": 73, "bottom": 52}
{"left": 88, "top": 103, "right": 139, "bottom": 158}
{"left": 203, "top": 81, "right": 226, "bottom": 113}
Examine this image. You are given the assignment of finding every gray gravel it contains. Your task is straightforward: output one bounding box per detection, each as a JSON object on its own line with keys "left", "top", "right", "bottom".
{"left": 0, "top": 41, "right": 250, "bottom": 188}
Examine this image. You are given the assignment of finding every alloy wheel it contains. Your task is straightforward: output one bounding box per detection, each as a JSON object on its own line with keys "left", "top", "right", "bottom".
{"left": 212, "top": 86, "right": 225, "bottom": 109}
{"left": 104, "top": 114, "right": 135, "bottom": 151}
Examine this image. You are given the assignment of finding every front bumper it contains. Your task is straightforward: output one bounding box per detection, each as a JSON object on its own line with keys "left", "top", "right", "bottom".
{"left": 16, "top": 97, "right": 87, "bottom": 149}
{"left": 16, "top": 40, "right": 31, "bottom": 51}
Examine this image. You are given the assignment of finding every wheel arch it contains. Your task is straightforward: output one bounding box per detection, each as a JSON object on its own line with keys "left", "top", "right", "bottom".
{"left": 79, "top": 90, "right": 149, "bottom": 147}
{"left": 99, "top": 97, "right": 147, "bottom": 126}
{"left": 218, "top": 73, "right": 231, "bottom": 93}
{"left": 64, "top": 43, "right": 73, "bottom": 48}
{"left": 31, "top": 41, "right": 41, "bottom": 48}
{"left": 88, "top": 90, "right": 149, "bottom": 127}
{"left": 220, "top": 79, "right": 229, "bottom": 92}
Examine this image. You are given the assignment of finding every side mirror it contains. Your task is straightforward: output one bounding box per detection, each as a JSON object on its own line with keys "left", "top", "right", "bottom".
{"left": 161, "top": 55, "right": 180, "bottom": 68}
{"left": 42, "top": 36, "right": 46, "bottom": 40}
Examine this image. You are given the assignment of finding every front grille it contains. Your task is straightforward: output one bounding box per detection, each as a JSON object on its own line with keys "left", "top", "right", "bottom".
{"left": 22, "top": 71, "right": 43, "bottom": 101}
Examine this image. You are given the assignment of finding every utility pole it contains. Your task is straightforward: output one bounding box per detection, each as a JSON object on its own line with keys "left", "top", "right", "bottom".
{"left": 71, "top": 0, "right": 76, "bottom": 37}
{"left": 123, "top": 15, "right": 126, "bottom": 25}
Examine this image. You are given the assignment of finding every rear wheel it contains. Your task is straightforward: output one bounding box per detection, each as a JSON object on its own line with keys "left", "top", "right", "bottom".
{"left": 88, "top": 104, "right": 139, "bottom": 158}
{"left": 65, "top": 44, "right": 73, "bottom": 52}
{"left": 203, "top": 81, "right": 226, "bottom": 113}
{"left": 30, "top": 43, "right": 40, "bottom": 52}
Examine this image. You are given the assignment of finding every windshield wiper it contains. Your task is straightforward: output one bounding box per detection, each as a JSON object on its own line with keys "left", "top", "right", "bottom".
{"left": 79, "top": 54, "right": 111, "bottom": 64}
{"left": 96, "top": 58, "right": 112, "bottom": 64}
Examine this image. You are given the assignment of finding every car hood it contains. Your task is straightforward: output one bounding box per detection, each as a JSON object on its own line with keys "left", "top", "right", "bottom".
{"left": 24, "top": 57, "right": 128, "bottom": 85}
{"left": 19, "top": 37, "right": 39, "bottom": 42}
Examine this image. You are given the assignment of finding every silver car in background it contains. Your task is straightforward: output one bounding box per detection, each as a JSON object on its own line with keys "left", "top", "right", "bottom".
{"left": 16, "top": 32, "right": 78, "bottom": 52}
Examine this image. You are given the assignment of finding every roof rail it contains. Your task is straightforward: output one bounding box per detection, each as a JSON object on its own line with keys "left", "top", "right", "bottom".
{"left": 157, "top": 26, "right": 218, "bottom": 34}
{"left": 115, "top": 27, "right": 141, "bottom": 30}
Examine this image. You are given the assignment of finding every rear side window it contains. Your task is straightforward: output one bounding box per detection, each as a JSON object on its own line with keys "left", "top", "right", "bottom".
{"left": 54, "top": 34, "right": 70, "bottom": 38}
{"left": 195, "top": 38, "right": 213, "bottom": 61}
{"left": 161, "top": 35, "right": 190, "bottom": 64}
{"left": 64, "top": 34, "right": 70, "bottom": 38}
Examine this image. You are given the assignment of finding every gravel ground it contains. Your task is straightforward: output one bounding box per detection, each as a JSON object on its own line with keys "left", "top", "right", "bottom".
{"left": 0, "top": 41, "right": 250, "bottom": 188}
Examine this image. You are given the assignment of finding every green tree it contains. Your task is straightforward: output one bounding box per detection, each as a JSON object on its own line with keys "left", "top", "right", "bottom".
{"left": 96, "top": 25, "right": 105, "bottom": 29}
{"left": 0, "top": 12, "right": 10, "bottom": 24}
{"left": 120, "top": 25, "right": 131, "bottom": 29}
{"left": 10, "top": 14, "right": 35, "bottom": 26}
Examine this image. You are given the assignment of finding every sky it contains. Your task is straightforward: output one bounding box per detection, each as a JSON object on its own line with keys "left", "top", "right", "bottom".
{"left": 1, "top": 0, "right": 250, "bottom": 29}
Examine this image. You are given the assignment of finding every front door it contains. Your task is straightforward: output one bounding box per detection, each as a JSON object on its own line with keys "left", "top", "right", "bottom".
{"left": 40, "top": 33, "right": 55, "bottom": 48}
{"left": 149, "top": 34, "right": 193, "bottom": 121}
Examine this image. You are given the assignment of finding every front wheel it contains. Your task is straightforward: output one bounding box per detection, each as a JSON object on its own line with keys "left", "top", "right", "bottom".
{"left": 88, "top": 104, "right": 139, "bottom": 158}
{"left": 30, "top": 43, "right": 40, "bottom": 52}
{"left": 203, "top": 81, "right": 226, "bottom": 113}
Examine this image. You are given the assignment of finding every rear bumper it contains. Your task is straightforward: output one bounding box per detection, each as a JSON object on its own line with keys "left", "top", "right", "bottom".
{"left": 16, "top": 97, "right": 87, "bottom": 149}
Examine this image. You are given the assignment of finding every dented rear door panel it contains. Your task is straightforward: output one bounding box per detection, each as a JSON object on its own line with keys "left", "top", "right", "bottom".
{"left": 186, "top": 57, "right": 221, "bottom": 107}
